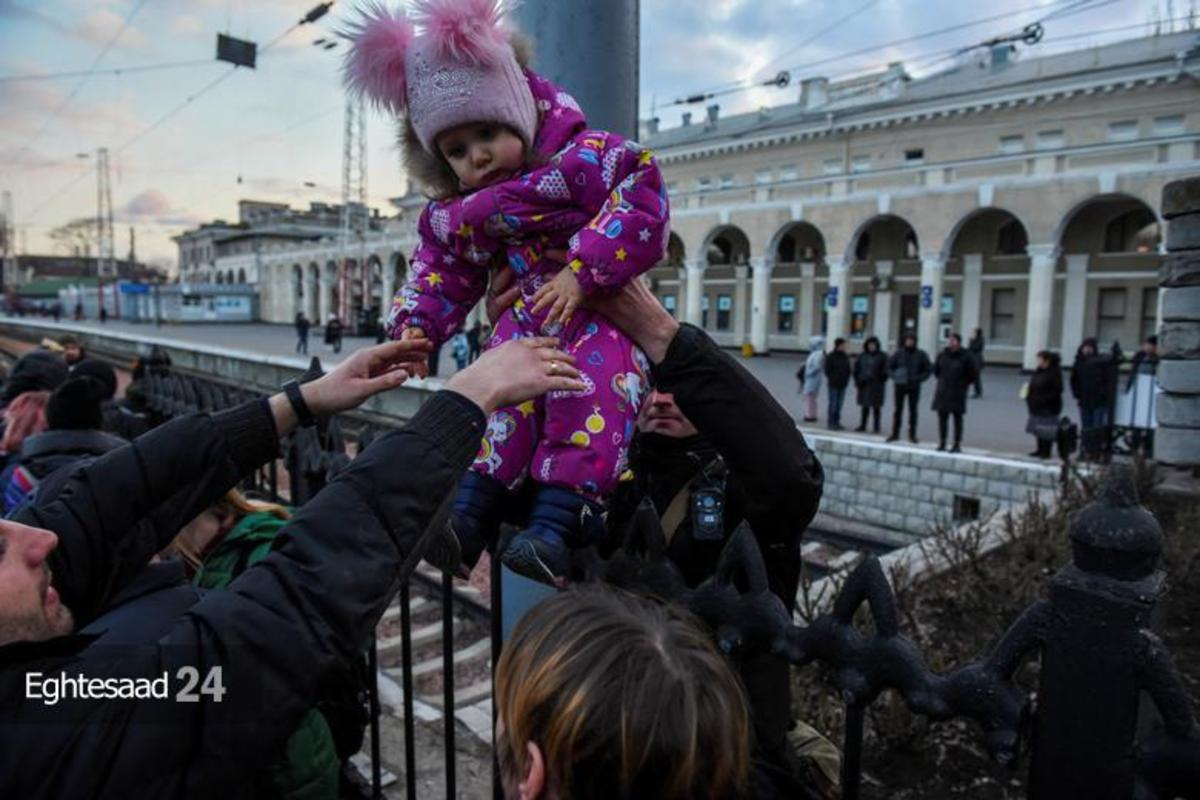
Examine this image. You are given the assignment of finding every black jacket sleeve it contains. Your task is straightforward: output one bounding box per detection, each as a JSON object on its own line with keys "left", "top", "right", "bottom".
{"left": 651, "top": 324, "right": 823, "bottom": 545}
{"left": 6, "top": 391, "right": 485, "bottom": 800}
{"left": 16, "top": 400, "right": 279, "bottom": 627}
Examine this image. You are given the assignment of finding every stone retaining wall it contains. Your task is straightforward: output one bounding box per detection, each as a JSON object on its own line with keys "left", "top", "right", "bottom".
{"left": 808, "top": 435, "right": 1061, "bottom": 540}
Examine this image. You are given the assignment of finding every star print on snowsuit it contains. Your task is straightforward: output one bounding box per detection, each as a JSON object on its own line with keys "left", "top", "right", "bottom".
{"left": 386, "top": 70, "right": 669, "bottom": 502}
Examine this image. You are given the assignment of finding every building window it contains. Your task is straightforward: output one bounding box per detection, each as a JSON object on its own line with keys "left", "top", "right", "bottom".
{"left": 850, "top": 155, "right": 871, "bottom": 173}
{"left": 716, "top": 294, "right": 732, "bottom": 330}
{"left": 1035, "top": 129, "right": 1064, "bottom": 150}
{"left": 701, "top": 295, "right": 710, "bottom": 328}
{"left": 904, "top": 148, "right": 925, "bottom": 164}
{"left": 989, "top": 288, "right": 1016, "bottom": 343}
{"left": 1141, "top": 287, "right": 1158, "bottom": 342}
{"left": 1153, "top": 114, "right": 1185, "bottom": 135}
{"left": 1097, "top": 288, "right": 1127, "bottom": 347}
{"left": 754, "top": 169, "right": 772, "bottom": 185}
{"left": 779, "top": 164, "right": 798, "bottom": 181}
{"left": 777, "top": 295, "right": 796, "bottom": 332}
{"left": 999, "top": 135, "right": 1024, "bottom": 154}
{"left": 823, "top": 158, "right": 842, "bottom": 175}
{"left": 696, "top": 176, "right": 712, "bottom": 191}
{"left": 718, "top": 174, "right": 734, "bottom": 189}
{"left": 662, "top": 294, "right": 677, "bottom": 318}
{"left": 1107, "top": 120, "right": 1138, "bottom": 141}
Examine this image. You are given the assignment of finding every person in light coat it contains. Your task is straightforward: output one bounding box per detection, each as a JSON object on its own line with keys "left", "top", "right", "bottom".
{"left": 797, "top": 336, "right": 825, "bottom": 423}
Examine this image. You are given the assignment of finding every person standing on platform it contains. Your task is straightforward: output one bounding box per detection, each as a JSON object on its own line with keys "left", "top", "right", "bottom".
{"left": 1070, "top": 337, "right": 1114, "bottom": 460}
{"left": 886, "top": 332, "right": 931, "bottom": 444}
{"left": 968, "top": 327, "right": 985, "bottom": 398}
{"left": 931, "top": 333, "right": 976, "bottom": 453}
{"left": 798, "top": 336, "right": 824, "bottom": 423}
{"left": 294, "top": 312, "right": 311, "bottom": 356}
{"left": 853, "top": 336, "right": 887, "bottom": 434}
{"left": 325, "top": 314, "right": 343, "bottom": 355}
{"left": 1125, "top": 334, "right": 1158, "bottom": 456}
{"left": 98, "top": 307, "right": 108, "bottom": 324}
{"left": 1025, "top": 350, "right": 1063, "bottom": 459}
{"left": 823, "top": 337, "right": 850, "bottom": 431}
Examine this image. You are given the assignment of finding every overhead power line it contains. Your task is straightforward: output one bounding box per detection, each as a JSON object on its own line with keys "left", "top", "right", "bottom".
{"left": 0, "top": 59, "right": 215, "bottom": 84}
{"left": 665, "top": 0, "right": 1123, "bottom": 108}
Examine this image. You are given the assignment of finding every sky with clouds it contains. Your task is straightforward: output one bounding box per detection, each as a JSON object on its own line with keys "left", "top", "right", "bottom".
{"left": 0, "top": 0, "right": 1182, "bottom": 267}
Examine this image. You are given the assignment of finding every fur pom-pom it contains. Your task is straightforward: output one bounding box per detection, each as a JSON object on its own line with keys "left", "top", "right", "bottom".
{"left": 410, "top": 0, "right": 513, "bottom": 66}
{"left": 342, "top": 1, "right": 414, "bottom": 114}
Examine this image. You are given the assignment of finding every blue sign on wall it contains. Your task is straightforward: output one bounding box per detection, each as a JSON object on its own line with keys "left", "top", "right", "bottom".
{"left": 826, "top": 286, "right": 839, "bottom": 309}
{"left": 920, "top": 285, "right": 934, "bottom": 309}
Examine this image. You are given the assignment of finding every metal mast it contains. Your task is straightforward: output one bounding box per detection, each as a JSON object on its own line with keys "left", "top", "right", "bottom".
{"left": 96, "top": 147, "right": 116, "bottom": 315}
{"left": 1, "top": 191, "right": 16, "bottom": 294}
{"left": 337, "top": 93, "right": 368, "bottom": 324}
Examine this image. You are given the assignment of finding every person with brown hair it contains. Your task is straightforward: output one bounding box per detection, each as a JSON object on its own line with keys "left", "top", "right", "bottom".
{"left": 495, "top": 584, "right": 751, "bottom": 800}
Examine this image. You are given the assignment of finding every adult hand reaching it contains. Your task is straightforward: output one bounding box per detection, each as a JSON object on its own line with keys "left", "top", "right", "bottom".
{"left": 486, "top": 265, "right": 521, "bottom": 326}
{"left": 587, "top": 276, "right": 679, "bottom": 365}
{"left": 447, "top": 337, "right": 584, "bottom": 416}
{"left": 304, "top": 338, "right": 433, "bottom": 416}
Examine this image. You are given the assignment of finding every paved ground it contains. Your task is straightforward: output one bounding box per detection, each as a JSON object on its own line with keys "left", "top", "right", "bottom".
{"left": 31, "top": 318, "right": 1049, "bottom": 457}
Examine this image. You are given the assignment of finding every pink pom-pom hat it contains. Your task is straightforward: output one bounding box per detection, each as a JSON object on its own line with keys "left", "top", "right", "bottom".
{"left": 343, "top": 0, "right": 537, "bottom": 155}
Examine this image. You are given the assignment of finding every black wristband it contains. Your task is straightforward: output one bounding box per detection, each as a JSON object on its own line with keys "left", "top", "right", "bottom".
{"left": 282, "top": 379, "right": 317, "bottom": 428}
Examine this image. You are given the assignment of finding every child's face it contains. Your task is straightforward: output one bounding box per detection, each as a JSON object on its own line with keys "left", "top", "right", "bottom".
{"left": 436, "top": 122, "right": 525, "bottom": 190}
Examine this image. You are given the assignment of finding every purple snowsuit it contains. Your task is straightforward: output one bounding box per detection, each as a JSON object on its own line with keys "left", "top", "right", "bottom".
{"left": 386, "top": 71, "right": 670, "bottom": 502}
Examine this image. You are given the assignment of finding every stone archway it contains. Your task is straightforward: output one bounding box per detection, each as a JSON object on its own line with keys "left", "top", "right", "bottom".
{"left": 767, "top": 221, "right": 826, "bottom": 347}
{"left": 945, "top": 208, "right": 1030, "bottom": 363}
{"left": 697, "top": 225, "right": 751, "bottom": 342}
{"left": 842, "top": 215, "right": 920, "bottom": 348}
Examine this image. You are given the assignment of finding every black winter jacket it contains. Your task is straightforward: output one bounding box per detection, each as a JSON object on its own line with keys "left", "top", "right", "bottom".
{"left": 853, "top": 350, "right": 888, "bottom": 407}
{"left": 823, "top": 350, "right": 851, "bottom": 390}
{"left": 1027, "top": 364, "right": 1064, "bottom": 418}
{"left": 0, "top": 392, "right": 483, "bottom": 799}
{"left": 932, "top": 348, "right": 977, "bottom": 414}
{"left": 888, "top": 345, "right": 932, "bottom": 389}
{"left": 1070, "top": 352, "right": 1116, "bottom": 411}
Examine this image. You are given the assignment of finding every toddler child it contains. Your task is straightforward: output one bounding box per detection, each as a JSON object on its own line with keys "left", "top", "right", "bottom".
{"left": 345, "top": 0, "right": 670, "bottom": 585}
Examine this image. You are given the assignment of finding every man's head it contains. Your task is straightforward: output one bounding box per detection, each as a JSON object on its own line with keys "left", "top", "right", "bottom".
{"left": 46, "top": 378, "right": 104, "bottom": 432}
{"left": 59, "top": 336, "right": 84, "bottom": 366}
{"left": 636, "top": 389, "right": 699, "bottom": 439}
{"left": 1143, "top": 335, "right": 1158, "bottom": 355}
{"left": 70, "top": 359, "right": 118, "bottom": 401}
{"left": 0, "top": 520, "right": 73, "bottom": 646}
{"left": 902, "top": 332, "right": 917, "bottom": 349}
{"left": 833, "top": 337, "right": 846, "bottom": 352}
{"left": 948, "top": 333, "right": 962, "bottom": 351}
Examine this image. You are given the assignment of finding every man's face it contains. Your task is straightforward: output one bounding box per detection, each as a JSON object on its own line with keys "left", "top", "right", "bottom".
{"left": 636, "top": 390, "right": 699, "bottom": 438}
{"left": 0, "top": 521, "right": 74, "bottom": 647}
{"left": 64, "top": 344, "right": 83, "bottom": 364}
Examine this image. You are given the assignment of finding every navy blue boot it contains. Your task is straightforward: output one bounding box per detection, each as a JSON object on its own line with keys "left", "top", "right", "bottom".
{"left": 423, "top": 472, "right": 507, "bottom": 578}
{"left": 501, "top": 486, "right": 605, "bottom": 587}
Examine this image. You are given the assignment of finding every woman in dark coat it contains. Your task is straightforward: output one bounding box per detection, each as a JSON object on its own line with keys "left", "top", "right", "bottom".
{"left": 931, "top": 333, "right": 977, "bottom": 452}
{"left": 853, "top": 336, "right": 887, "bottom": 433}
{"left": 1025, "top": 350, "right": 1063, "bottom": 459}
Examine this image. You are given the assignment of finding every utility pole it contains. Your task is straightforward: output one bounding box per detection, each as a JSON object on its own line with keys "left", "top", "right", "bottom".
{"left": 1, "top": 191, "right": 16, "bottom": 295}
{"left": 96, "top": 147, "right": 116, "bottom": 318}
{"left": 338, "top": 93, "right": 368, "bottom": 327}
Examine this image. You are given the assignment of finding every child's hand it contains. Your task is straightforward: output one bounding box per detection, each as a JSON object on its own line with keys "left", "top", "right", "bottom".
{"left": 399, "top": 326, "right": 430, "bottom": 378}
{"left": 531, "top": 268, "right": 584, "bottom": 327}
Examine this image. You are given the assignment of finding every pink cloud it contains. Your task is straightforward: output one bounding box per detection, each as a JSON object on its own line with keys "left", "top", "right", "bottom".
{"left": 116, "top": 189, "right": 200, "bottom": 226}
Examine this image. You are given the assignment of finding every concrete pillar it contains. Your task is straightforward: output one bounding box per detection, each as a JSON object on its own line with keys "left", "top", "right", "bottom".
{"left": 674, "top": 267, "right": 687, "bottom": 320}
{"left": 800, "top": 261, "right": 816, "bottom": 339}
{"left": 685, "top": 259, "right": 705, "bottom": 327}
{"left": 750, "top": 256, "right": 774, "bottom": 353}
{"left": 917, "top": 254, "right": 946, "bottom": 355}
{"left": 307, "top": 270, "right": 319, "bottom": 321}
{"left": 319, "top": 276, "right": 331, "bottom": 325}
{"left": 1060, "top": 253, "right": 1089, "bottom": 360}
{"left": 381, "top": 266, "right": 396, "bottom": 321}
{"left": 1023, "top": 244, "right": 1060, "bottom": 370}
{"left": 824, "top": 257, "right": 850, "bottom": 340}
{"left": 1157, "top": 177, "right": 1200, "bottom": 466}
{"left": 512, "top": 0, "right": 638, "bottom": 138}
{"left": 961, "top": 253, "right": 983, "bottom": 345}
{"left": 872, "top": 259, "right": 894, "bottom": 345}
{"left": 733, "top": 265, "right": 749, "bottom": 346}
